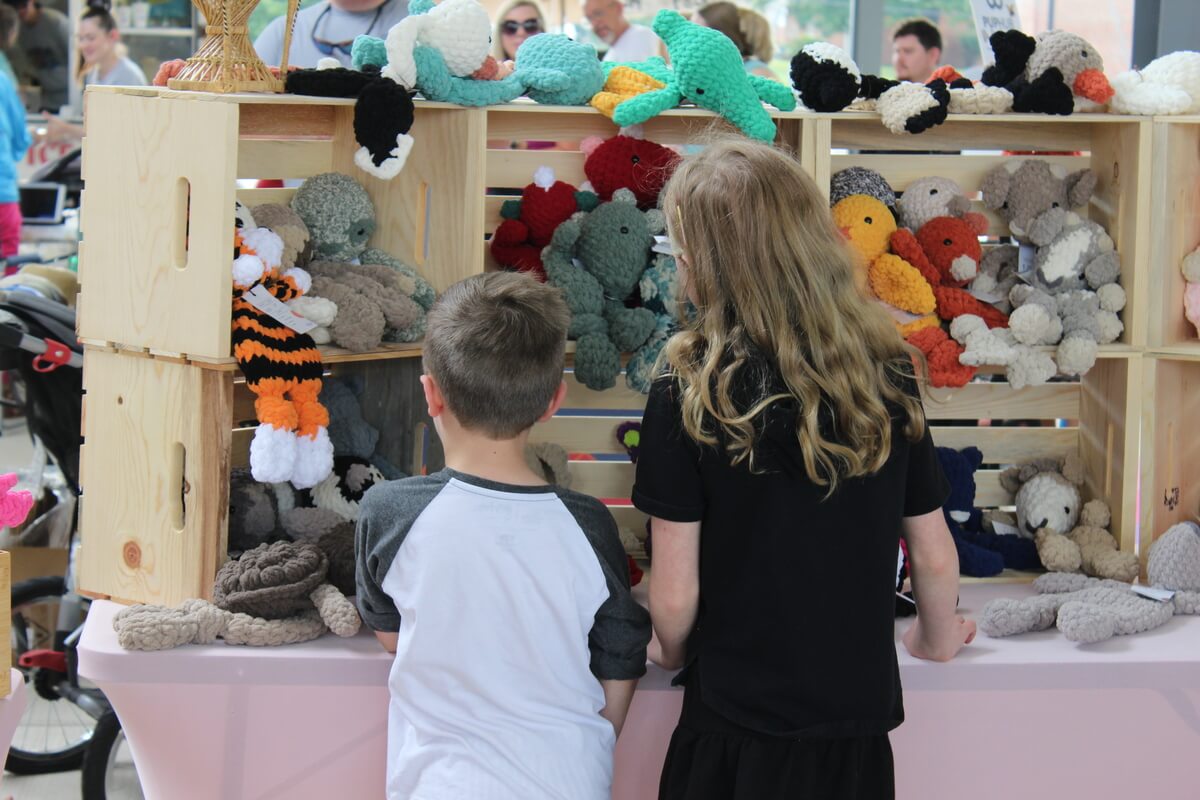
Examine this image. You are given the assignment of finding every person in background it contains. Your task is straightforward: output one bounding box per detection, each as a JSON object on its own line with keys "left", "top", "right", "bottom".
{"left": 41, "top": 7, "right": 145, "bottom": 143}
{"left": 0, "top": 5, "right": 20, "bottom": 87}
{"left": 892, "top": 17, "right": 941, "bottom": 84}
{"left": 77, "top": 7, "right": 145, "bottom": 88}
{"left": 254, "top": 0, "right": 406, "bottom": 70}
{"left": 488, "top": 0, "right": 555, "bottom": 151}
{"left": 694, "top": 1, "right": 775, "bottom": 79}
{"left": 582, "top": 0, "right": 659, "bottom": 63}
{"left": 2, "top": 0, "right": 68, "bottom": 112}
{"left": 0, "top": 65, "right": 28, "bottom": 262}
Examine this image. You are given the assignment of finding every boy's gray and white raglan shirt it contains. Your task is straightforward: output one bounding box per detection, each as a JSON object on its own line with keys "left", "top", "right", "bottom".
{"left": 355, "top": 468, "right": 651, "bottom": 800}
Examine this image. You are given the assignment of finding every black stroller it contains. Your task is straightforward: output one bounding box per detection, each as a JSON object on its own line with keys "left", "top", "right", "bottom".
{"left": 0, "top": 286, "right": 139, "bottom": 798}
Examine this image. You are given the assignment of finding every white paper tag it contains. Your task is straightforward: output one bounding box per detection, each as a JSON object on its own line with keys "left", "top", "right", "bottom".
{"left": 245, "top": 285, "right": 318, "bottom": 335}
{"left": 1132, "top": 585, "right": 1175, "bottom": 602}
{"left": 991, "top": 520, "right": 1020, "bottom": 537}
{"left": 652, "top": 235, "right": 675, "bottom": 256}
{"left": 1017, "top": 242, "right": 1036, "bottom": 277}
{"left": 970, "top": 285, "right": 1007, "bottom": 304}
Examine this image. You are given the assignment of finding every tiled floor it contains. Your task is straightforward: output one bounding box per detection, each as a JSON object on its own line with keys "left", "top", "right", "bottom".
{"left": 0, "top": 420, "right": 144, "bottom": 798}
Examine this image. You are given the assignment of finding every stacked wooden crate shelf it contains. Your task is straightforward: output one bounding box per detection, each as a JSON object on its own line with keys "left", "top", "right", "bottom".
{"left": 77, "top": 87, "right": 1157, "bottom": 605}
{"left": 1140, "top": 115, "right": 1200, "bottom": 565}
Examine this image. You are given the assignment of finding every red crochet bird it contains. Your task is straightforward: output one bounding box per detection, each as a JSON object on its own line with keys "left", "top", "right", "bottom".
{"left": 890, "top": 214, "right": 1009, "bottom": 329}
{"left": 580, "top": 133, "right": 680, "bottom": 210}
{"left": 489, "top": 167, "right": 595, "bottom": 281}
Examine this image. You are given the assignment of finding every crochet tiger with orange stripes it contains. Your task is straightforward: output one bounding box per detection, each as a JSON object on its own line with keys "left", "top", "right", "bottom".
{"left": 231, "top": 202, "right": 334, "bottom": 489}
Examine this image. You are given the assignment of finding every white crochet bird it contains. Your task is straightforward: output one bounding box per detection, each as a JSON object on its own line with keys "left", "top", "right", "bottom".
{"left": 1111, "top": 51, "right": 1200, "bottom": 115}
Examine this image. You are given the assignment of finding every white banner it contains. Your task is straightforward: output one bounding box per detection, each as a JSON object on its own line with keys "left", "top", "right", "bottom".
{"left": 970, "top": 0, "right": 1021, "bottom": 66}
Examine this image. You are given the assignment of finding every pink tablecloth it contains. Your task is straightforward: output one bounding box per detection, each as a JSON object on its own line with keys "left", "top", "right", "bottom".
{"left": 79, "top": 585, "right": 1200, "bottom": 800}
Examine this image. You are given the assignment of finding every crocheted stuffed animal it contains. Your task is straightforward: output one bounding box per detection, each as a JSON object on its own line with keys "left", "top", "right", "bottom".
{"left": 981, "top": 29, "right": 1114, "bottom": 114}
{"left": 936, "top": 447, "right": 1041, "bottom": 577}
{"left": 609, "top": 10, "right": 796, "bottom": 142}
{"left": 1184, "top": 244, "right": 1200, "bottom": 336}
{"left": 950, "top": 314, "right": 1056, "bottom": 390}
{"left": 830, "top": 166, "right": 896, "bottom": 210}
{"left": 970, "top": 244, "right": 1021, "bottom": 313}
{"left": 832, "top": 193, "right": 973, "bottom": 388}
{"left": 981, "top": 159, "right": 1097, "bottom": 247}
{"left": 0, "top": 472, "right": 33, "bottom": 528}
{"left": 489, "top": 168, "right": 598, "bottom": 281}
{"left": 543, "top": 189, "right": 664, "bottom": 391}
{"left": 998, "top": 456, "right": 1137, "bottom": 580}
{"left": 626, "top": 252, "right": 682, "bottom": 394}
{"left": 383, "top": 0, "right": 498, "bottom": 89}
{"left": 232, "top": 206, "right": 334, "bottom": 489}
{"left": 890, "top": 215, "right": 1010, "bottom": 329}
{"left": 1110, "top": 51, "right": 1200, "bottom": 115}
{"left": 979, "top": 521, "right": 1200, "bottom": 644}
{"left": 895, "top": 177, "right": 983, "bottom": 233}
{"left": 290, "top": 173, "right": 434, "bottom": 346}
{"left": 590, "top": 66, "right": 666, "bottom": 119}
{"left": 789, "top": 42, "right": 951, "bottom": 135}
{"left": 579, "top": 132, "right": 680, "bottom": 210}
{"left": 113, "top": 540, "right": 361, "bottom": 650}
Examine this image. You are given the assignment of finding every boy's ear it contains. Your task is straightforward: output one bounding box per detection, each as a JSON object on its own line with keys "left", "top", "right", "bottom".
{"left": 420, "top": 374, "right": 445, "bottom": 419}
{"left": 537, "top": 380, "right": 569, "bottom": 423}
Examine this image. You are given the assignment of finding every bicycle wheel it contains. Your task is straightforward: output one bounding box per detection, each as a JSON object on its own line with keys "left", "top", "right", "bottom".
{"left": 81, "top": 710, "right": 144, "bottom": 800}
{"left": 6, "top": 575, "right": 95, "bottom": 774}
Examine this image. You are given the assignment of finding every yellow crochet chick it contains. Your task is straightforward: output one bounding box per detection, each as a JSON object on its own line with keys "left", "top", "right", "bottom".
{"left": 591, "top": 67, "right": 667, "bottom": 119}
{"left": 832, "top": 194, "right": 939, "bottom": 337}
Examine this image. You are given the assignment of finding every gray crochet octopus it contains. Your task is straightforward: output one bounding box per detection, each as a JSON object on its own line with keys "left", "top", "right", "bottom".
{"left": 113, "top": 541, "right": 361, "bottom": 651}
{"left": 980, "top": 522, "right": 1200, "bottom": 644}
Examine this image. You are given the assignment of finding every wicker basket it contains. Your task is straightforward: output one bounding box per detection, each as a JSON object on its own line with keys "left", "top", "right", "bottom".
{"left": 168, "top": 0, "right": 299, "bottom": 93}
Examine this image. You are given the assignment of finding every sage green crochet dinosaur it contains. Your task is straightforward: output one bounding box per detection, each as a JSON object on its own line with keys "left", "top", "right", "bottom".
{"left": 607, "top": 9, "right": 796, "bottom": 141}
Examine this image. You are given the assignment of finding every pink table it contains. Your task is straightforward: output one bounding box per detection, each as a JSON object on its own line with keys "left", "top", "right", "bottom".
{"left": 79, "top": 585, "right": 1200, "bottom": 800}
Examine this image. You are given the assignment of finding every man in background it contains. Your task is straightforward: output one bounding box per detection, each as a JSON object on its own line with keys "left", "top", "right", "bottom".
{"left": 582, "top": 0, "right": 658, "bottom": 63}
{"left": 3, "top": 0, "right": 68, "bottom": 112}
{"left": 891, "top": 17, "right": 941, "bottom": 84}
{"left": 254, "top": 0, "right": 406, "bottom": 70}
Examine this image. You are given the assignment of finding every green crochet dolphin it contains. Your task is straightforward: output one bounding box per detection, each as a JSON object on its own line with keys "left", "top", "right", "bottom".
{"left": 609, "top": 9, "right": 796, "bottom": 141}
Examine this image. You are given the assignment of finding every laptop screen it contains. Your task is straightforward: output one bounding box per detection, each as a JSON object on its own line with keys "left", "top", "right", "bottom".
{"left": 19, "top": 183, "right": 65, "bottom": 225}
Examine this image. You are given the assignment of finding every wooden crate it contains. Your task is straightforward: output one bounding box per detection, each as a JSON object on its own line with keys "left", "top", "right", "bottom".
{"left": 77, "top": 87, "right": 487, "bottom": 363}
{"left": 803, "top": 112, "right": 1152, "bottom": 349}
{"left": 1147, "top": 116, "right": 1200, "bottom": 355}
{"left": 77, "top": 345, "right": 430, "bottom": 606}
{"left": 1139, "top": 353, "right": 1200, "bottom": 569}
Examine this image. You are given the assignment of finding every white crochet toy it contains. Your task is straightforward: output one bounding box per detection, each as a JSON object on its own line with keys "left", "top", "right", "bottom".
{"left": 1183, "top": 243, "right": 1200, "bottom": 337}
{"left": 384, "top": 0, "right": 494, "bottom": 88}
{"left": 998, "top": 456, "right": 1138, "bottom": 581}
{"left": 980, "top": 521, "right": 1200, "bottom": 644}
{"left": 950, "top": 314, "right": 1055, "bottom": 390}
{"left": 969, "top": 245, "right": 1020, "bottom": 313}
{"left": 1111, "top": 51, "right": 1200, "bottom": 115}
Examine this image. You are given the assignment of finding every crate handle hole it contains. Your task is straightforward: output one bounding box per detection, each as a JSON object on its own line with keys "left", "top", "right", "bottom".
{"left": 169, "top": 441, "right": 187, "bottom": 530}
{"left": 172, "top": 178, "right": 191, "bottom": 271}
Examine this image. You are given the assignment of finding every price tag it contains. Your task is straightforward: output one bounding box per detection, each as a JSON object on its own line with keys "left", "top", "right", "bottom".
{"left": 245, "top": 285, "right": 318, "bottom": 334}
{"left": 991, "top": 520, "right": 1021, "bottom": 537}
{"left": 1132, "top": 585, "right": 1175, "bottom": 603}
{"left": 1017, "top": 242, "right": 1036, "bottom": 277}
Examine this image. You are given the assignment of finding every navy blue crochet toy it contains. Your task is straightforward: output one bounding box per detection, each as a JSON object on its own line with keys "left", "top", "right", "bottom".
{"left": 937, "top": 446, "right": 1042, "bottom": 577}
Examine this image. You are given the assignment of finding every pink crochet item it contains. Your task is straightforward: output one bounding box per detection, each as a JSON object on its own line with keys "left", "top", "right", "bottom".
{"left": 0, "top": 473, "right": 33, "bottom": 528}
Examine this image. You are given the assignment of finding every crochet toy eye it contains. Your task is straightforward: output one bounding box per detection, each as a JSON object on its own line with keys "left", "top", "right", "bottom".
{"left": 1064, "top": 506, "right": 1071, "bottom": 514}
{"left": 631, "top": 155, "right": 640, "bottom": 164}
{"left": 696, "top": 88, "right": 705, "bottom": 95}
{"left": 1001, "top": 202, "right": 1009, "bottom": 209}
{"left": 930, "top": 189, "right": 938, "bottom": 195}
{"left": 1081, "top": 50, "right": 1087, "bottom": 58}
{"left": 943, "top": 238, "right": 952, "bottom": 246}
{"left": 864, "top": 216, "right": 873, "bottom": 224}
{"left": 1052, "top": 203, "right": 1060, "bottom": 208}
{"left": 620, "top": 226, "right": 630, "bottom": 234}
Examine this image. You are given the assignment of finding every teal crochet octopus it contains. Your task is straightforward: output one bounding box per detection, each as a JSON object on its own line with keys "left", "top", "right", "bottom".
{"left": 607, "top": 9, "right": 797, "bottom": 141}
{"left": 353, "top": 30, "right": 603, "bottom": 107}
{"left": 626, "top": 252, "right": 683, "bottom": 393}
{"left": 543, "top": 189, "right": 665, "bottom": 391}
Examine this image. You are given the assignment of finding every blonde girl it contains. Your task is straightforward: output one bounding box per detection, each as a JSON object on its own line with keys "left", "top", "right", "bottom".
{"left": 634, "top": 137, "right": 973, "bottom": 800}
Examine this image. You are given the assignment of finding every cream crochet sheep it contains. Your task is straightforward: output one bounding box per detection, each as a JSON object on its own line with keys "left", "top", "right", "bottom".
{"left": 980, "top": 522, "right": 1200, "bottom": 643}
{"left": 999, "top": 456, "right": 1138, "bottom": 581}
{"left": 1111, "top": 51, "right": 1200, "bottom": 115}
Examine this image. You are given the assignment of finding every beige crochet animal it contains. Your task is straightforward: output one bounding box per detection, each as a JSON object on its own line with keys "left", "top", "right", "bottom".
{"left": 999, "top": 456, "right": 1138, "bottom": 581}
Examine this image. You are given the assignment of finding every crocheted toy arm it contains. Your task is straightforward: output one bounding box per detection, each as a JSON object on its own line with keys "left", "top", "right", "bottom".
{"left": 309, "top": 583, "right": 362, "bottom": 637}
{"left": 604, "top": 300, "right": 656, "bottom": 353}
{"left": 1173, "top": 591, "right": 1200, "bottom": 615}
{"left": 275, "top": 267, "right": 312, "bottom": 302}
{"left": 360, "top": 248, "right": 437, "bottom": 310}
{"left": 612, "top": 86, "right": 685, "bottom": 128}
{"left": 1057, "top": 593, "right": 1176, "bottom": 644}
{"left": 933, "top": 286, "right": 1009, "bottom": 328}
{"left": 747, "top": 73, "right": 798, "bottom": 111}
{"left": 888, "top": 228, "right": 941, "bottom": 288}
{"left": 113, "top": 599, "right": 231, "bottom": 651}
{"left": 978, "top": 592, "right": 1068, "bottom": 637}
{"left": 869, "top": 254, "right": 936, "bottom": 316}
{"left": 543, "top": 217, "right": 604, "bottom": 319}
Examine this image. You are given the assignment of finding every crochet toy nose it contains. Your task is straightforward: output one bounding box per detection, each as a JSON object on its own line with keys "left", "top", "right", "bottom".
{"left": 950, "top": 255, "right": 977, "bottom": 282}
{"left": 1073, "top": 69, "right": 1114, "bottom": 103}
{"left": 949, "top": 510, "right": 970, "bottom": 523}
{"left": 839, "top": 226, "right": 851, "bottom": 240}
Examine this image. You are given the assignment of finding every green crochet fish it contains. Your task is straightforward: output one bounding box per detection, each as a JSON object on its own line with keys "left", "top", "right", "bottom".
{"left": 609, "top": 9, "right": 796, "bottom": 141}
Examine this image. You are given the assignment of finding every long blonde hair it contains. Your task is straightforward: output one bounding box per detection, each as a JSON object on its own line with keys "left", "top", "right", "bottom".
{"left": 662, "top": 137, "right": 926, "bottom": 493}
{"left": 491, "top": 0, "right": 548, "bottom": 61}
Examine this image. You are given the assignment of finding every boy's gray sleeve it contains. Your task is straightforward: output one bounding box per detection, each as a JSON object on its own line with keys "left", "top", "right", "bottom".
{"left": 560, "top": 492, "right": 652, "bottom": 681}
{"left": 355, "top": 488, "right": 402, "bottom": 632}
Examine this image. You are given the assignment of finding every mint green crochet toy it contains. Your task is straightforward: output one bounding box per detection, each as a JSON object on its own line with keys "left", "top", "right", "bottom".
{"left": 609, "top": 10, "right": 796, "bottom": 141}
{"left": 353, "top": 31, "right": 603, "bottom": 108}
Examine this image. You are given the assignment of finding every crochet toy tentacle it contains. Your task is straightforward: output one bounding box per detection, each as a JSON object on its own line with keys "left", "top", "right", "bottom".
{"left": 612, "top": 86, "right": 685, "bottom": 129}
{"left": 747, "top": 73, "right": 798, "bottom": 111}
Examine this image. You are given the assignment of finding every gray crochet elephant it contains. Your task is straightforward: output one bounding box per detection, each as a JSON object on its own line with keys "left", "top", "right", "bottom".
{"left": 980, "top": 522, "right": 1200, "bottom": 644}
{"left": 981, "top": 160, "right": 1096, "bottom": 246}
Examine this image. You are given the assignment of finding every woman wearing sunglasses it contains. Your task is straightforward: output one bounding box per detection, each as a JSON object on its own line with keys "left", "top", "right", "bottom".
{"left": 254, "top": 0, "right": 407, "bottom": 69}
